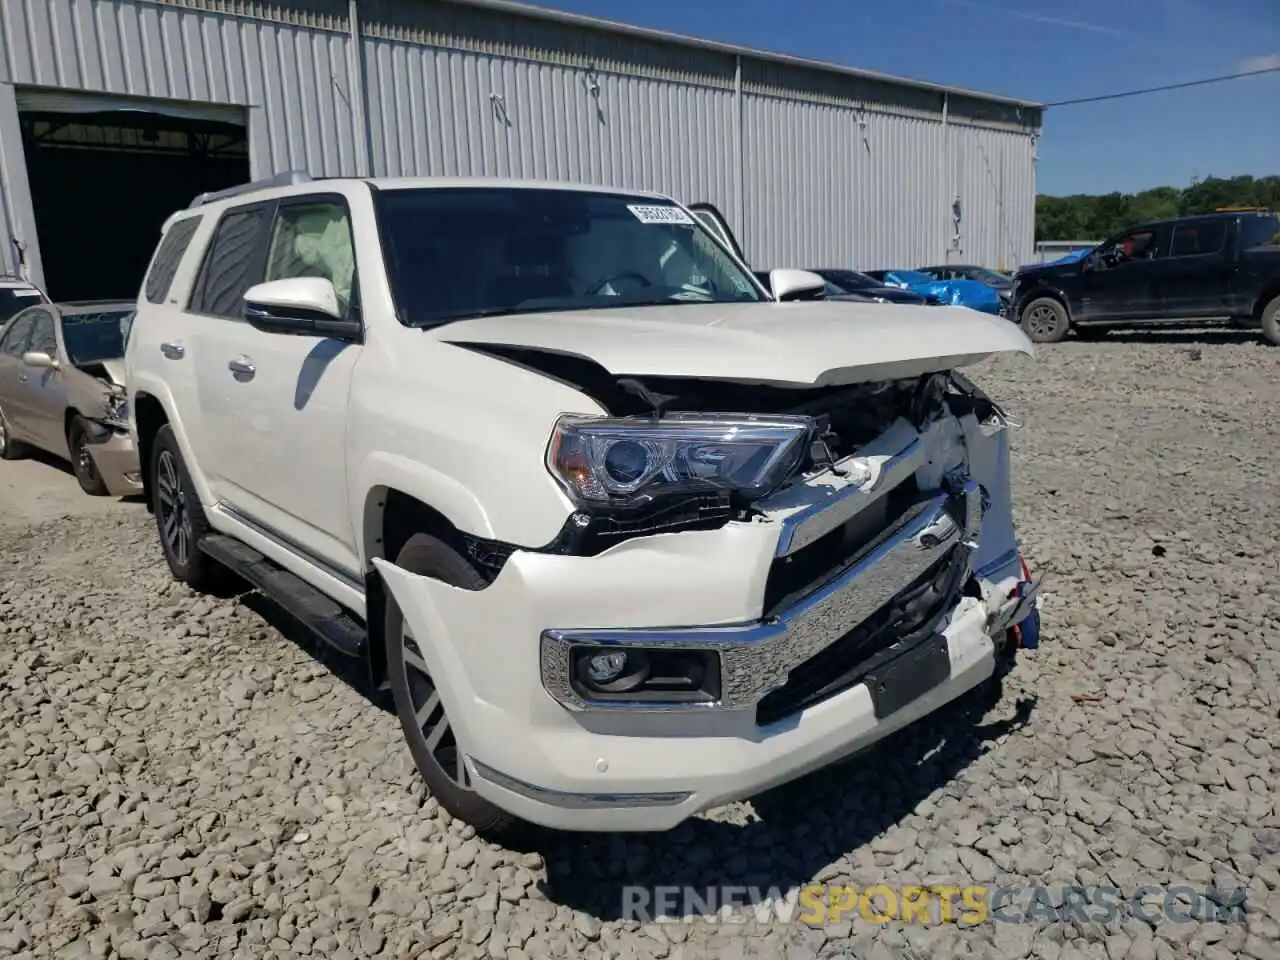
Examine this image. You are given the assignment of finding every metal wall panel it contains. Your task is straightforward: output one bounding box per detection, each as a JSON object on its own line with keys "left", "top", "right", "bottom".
{"left": 362, "top": 35, "right": 738, "bottom": 216}
{"left": 948, "top": 121, "right": 1037, "bottom": 271}
{"left": 0, "top": 0, "right": 362, "bottom": 178}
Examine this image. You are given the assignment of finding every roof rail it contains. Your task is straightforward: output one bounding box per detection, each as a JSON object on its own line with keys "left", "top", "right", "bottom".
{"left": 189, "top": 170, "right": 313, "bottom": 209}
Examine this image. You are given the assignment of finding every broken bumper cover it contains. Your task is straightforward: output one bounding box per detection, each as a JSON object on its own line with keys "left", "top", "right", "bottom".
{"left": 84, "top": 427, "right": 143, "bottom": 497}
{"left": 373, "top": 463, "right": 1038, "bottom": 832}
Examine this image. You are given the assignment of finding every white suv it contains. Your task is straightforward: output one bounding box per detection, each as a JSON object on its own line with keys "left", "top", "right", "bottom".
{"left": 126, "top": 172, "right": 1042, "bottom": 836}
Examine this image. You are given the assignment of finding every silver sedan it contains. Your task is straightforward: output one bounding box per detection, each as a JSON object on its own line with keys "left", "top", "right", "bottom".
{"left": 0, "top": 300, "right": 142, "bottom": 497}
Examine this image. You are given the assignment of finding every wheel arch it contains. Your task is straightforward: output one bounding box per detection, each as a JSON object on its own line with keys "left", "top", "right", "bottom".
{"left": 132, "top": 391, "right": 170, "bottom": 514}
{"left": 1252, "top": 283, "right": 1280, "bottom": 322}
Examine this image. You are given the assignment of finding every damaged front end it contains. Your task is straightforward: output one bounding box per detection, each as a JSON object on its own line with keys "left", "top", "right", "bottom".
{"left": 72, "top": 366, "right": 142, "bottom": 496}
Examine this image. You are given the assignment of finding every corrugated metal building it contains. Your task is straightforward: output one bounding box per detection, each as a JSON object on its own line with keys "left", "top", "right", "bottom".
{"left": 0, "top": 0, "right": 1043, "bottom": 300}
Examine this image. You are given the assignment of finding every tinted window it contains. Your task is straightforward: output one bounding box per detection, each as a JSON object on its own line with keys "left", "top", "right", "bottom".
{"left": 60, "top": 310, "right": 131, "bottom": 365}
{"left": 0, "top": 287, "right": 45, "bottom": 325}
{"left": 0, "top": 311, "right": 36, "bottom": 356}
{"left": 263, "top": 200, "right": 356, "bottom": 316}
{"left": 822, "top": 270, "right": 877, "bottom": 291}
{"left": 144, "top": 216, "right": 203, "bottom": 304}
{"left": 28, "top": 310, "right": 56, "bottom": 356}
{"left": 1098, "top": 229, "right": 1160, "bottom": 266}
{"left": 1170, "top": 221, "right": 1227, "bottom": 257}
{"left": 375, "top": 188, "right": 764, "bottom": 328}
{"left": 1240, "top": 215, "right": 1280, "bottom": 249}
{"left": 191, "top": 206, "right": 268, "bottom": 317}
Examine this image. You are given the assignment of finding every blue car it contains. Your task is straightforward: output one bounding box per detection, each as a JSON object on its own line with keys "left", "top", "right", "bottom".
{"left": 863, "top": 269, "right": 1004, "bottom": 316}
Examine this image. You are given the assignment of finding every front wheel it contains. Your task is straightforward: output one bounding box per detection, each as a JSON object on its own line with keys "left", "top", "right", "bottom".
{"left": 69, "top": 415, "right": 110, "bottom": 496}
{"left": 385, "top": 533, "right": 517, "bottom": 838}
{"left": 1020, "top": 297, "right": 1071, "bottom": 343}
{"left": 1260, "top": 295, "right": 1280, "bottom": 346}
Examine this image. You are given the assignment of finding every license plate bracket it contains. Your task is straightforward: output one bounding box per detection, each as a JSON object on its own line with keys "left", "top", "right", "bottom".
{"left": 864, "top": 632, "right": 952, "bottom": 719}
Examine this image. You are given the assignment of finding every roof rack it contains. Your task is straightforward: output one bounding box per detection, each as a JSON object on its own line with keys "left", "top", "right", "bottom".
{"left": 1214, "top": 205, "right": 1272, "bottom": 213}
{"left": 188, "top": 170, "right": 313, "bottom": 209}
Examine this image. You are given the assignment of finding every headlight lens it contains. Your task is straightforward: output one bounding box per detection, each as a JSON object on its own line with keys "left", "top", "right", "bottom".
{"left": 547, "top": 413, "right": 816, "bottom": 506}
{"left": 105, "top": 394, "right": 130, "bottom": 427}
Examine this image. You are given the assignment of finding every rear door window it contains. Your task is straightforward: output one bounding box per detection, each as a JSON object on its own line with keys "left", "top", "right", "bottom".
{"left": 0, "top": 311, "right": 37, "bottom": 356}
{"left": 1170, "top": 220, "right": 1228, "bottom": 258}
{"left": 189, "top": 205, "right": 270, "bottom": 318}
{"left": 144, "top": 216, "right": 203, "bottom": 304}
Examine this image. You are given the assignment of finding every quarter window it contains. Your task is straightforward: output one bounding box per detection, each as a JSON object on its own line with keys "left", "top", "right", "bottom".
{"left": 144, "top": 216, "right": 203, "bottom": 304}
{"left": 190, "top": 206, "right": 268, "bottom": 318}
{"left": 0, "top": 312, "right": 36, "bottom": 356}
{"left": 263, "top": 201, "right": 357, "bottom": 315}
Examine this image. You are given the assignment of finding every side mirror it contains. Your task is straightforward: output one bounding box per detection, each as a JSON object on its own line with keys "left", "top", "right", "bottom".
{"left": 243, "top": 277, "right": 360, "bottom": 341}
{"left": 22, "top": 350, "right": 57, "bottom": 370}
{"left": 770, "top": 269, "right": 827, "bottom": 302}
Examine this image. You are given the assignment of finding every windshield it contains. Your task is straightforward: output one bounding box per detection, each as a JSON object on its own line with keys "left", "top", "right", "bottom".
{"left": 61, "top": 310, "right": 131, "bottom": 365}
{"left": 820, "top": 270, "right": 879, "bottom": 291}
{"left": 375, "top": 188, "right": 765, "bottom": 327}
{"left": 965, "top": 267, "right": 1011, "bottom": 284}
{"left": 892, "top": 271, "right": 937, "bottom": 285}
{"left": 0, "top": 288, "right": 45, "bottom": 325}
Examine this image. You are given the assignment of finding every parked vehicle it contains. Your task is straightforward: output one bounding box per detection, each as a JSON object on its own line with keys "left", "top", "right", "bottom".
{"left": 0, "top": 276, "right": 50, "bottom": 325}
{"left": 916, "top": 264, "right": 1013, "bottom": 316}
{"left": 0, "top": 299, "right": 140, "bottom": 495}
{"left": 127, "top": 172, "right": 1041, "bottom": 837}
{"left": 1015, "top": 247, "right": 1094, "bottom": 274}
{"left": 810, "top": 269, "right": 932, "bottom": 305}
{"left": 863, "top": 269, "right": 1004, "bottom": 316}
{"left": 1012, "top": 210, "right": 1280, "bottom": 343}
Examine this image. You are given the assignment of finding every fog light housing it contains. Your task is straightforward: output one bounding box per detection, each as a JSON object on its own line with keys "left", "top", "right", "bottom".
{"left": 570, "top": 647, "right": 721, "bottom": 704}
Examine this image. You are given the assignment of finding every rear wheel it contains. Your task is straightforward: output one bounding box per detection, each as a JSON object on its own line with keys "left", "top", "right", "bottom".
{"left": 68, "top": 415, "right": 110, "bottom": 496}
{"left": 385, "top": 533, "right": 517, "bottom": 837}
{"left": 0, "top": 403, "right": 28, "bottom": 460}
{"left": 1020, "top": 297, "right": 1071, "bottom": 343}
{"left": 1260, "top": 295, "right": 1280, "bottom": 346}
{"left": 150, "top": 424, "right": 224, "bottom": 592}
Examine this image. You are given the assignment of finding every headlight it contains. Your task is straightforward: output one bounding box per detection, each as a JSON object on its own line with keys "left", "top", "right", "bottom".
{"left": 547, "top": 413, "right": 816, "bottom": 506}
{"left": 105, "top": 394, "right": 130, "bottom": 427}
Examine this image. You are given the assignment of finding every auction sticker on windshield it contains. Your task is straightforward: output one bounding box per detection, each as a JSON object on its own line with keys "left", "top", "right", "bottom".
{"left": 628, "top": 204, "right": 694, "bottom": 225}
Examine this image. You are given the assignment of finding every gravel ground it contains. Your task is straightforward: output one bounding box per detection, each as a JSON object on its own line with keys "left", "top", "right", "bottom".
{"left": 2, "top": 330, "right": 1278, "bottom": 960}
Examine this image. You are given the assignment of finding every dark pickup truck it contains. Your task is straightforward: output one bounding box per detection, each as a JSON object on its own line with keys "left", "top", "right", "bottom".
{"left": 1012, "top": 210, "right": 1280, "bottom": 344}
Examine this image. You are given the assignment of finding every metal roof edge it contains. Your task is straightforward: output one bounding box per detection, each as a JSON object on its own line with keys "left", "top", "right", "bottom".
{"left": 438, "top": 0, "right": 1046, "bottom": 111}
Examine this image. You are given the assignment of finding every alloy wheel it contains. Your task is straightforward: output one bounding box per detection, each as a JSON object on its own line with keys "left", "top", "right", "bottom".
{"left": 156, "top": 449, "right": 192, "bottom": 568}
{"left": 400, "top": 623, "right": 472, "bottom": 790}
{"left": 1025, "top": 304, "right": 1061, "bottom": 339}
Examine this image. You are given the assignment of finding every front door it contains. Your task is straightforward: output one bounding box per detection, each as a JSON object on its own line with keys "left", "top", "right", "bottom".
{"left": 192, "top": 193, "right": 362, "bottom": 579}
{"left": 0, "top": 309, "right": 38, "bottom": 442}
{"left": 1077, "top": 226, "right": 1165, "bottom": 321}
{"left": 21, "top": 308, "right": 68, "bottom": 453}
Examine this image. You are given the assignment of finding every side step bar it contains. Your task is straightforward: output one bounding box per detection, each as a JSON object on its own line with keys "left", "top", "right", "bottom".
{"left": 198, "top": 534, "right": 367, "bottom": 659}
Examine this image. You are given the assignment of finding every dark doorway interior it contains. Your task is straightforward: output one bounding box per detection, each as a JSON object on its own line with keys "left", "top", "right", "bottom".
{"left": 20, "top": 109, "right": 250, "bottom": 301}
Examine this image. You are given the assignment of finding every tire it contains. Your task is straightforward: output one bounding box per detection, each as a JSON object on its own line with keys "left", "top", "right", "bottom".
{"left": 150, "top": 424, "right": 223, "bottom": 592}
{"left": 1020, "top": 296, "right": 1071, "bottom": 343}
{"left": 0, "top": 402, "right": 29, "bottom": 460}
{"left": 1261, "top": 295, "right": 1280, "bottom": 346}
{"left": 385, "top": 533, "right": 517, "bottom": 838}
{"left": 68, "top": 415, "right": 110, "bottom": 496}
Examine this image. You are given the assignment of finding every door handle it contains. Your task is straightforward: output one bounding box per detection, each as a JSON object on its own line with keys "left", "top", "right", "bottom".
{"left": 18, "top": 374, "right": 28, "bottom": 383}
{"left": 160, "top": 341, "right": 185, "bottom": 360}
{"left": 228, "top": 356, "right": 256, "bottom": 380}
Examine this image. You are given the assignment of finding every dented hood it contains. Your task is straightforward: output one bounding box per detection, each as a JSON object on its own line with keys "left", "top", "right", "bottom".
{"left": 437, "top": 300, "right": 1034, "bottom": 386}
{"left": 95, "top": 359, "right": 127, "bottom": 387}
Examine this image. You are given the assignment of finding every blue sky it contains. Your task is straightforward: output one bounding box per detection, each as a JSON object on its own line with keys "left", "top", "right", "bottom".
{"left": 538, "top": 0, "right": 1280, "bottom": 196}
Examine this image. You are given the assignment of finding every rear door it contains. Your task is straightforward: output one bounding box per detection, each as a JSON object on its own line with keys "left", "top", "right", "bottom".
{"left": 1155, "top": 218, "right": 1233, "bottom": 318}
{"left": 21, "top": 308, "right": 68, "bottom": 453}
{"left": 0, "top": 309, "right": 37, "bottom": 441}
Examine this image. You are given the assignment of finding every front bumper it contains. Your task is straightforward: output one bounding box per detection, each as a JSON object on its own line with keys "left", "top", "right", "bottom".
{"left": 373, "top": 413, "right": 1038, "bottom": 832}
{"left": 85, "top": 428, "right": 143, "bottom": 497}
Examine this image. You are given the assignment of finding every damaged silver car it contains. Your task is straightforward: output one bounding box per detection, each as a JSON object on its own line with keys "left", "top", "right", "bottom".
{"left": 0, "top": 299, "right": 141, "bottom": 496}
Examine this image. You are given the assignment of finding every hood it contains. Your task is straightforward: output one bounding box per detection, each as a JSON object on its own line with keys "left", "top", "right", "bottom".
{"left": 95, "top": 359, "right": 127, "bottom": 387}
{"left": 437, "top": 300, "right": 1033, "bottom": 387}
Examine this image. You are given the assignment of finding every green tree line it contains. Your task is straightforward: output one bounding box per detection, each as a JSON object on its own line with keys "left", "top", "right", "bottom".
{"left": 1035, "top": 175, "right": 1280, "bottom": 242}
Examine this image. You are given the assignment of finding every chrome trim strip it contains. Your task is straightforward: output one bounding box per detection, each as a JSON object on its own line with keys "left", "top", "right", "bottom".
{"left": 470, "top": 759, "right": 692, "bottom": 809}
{"left": 773, "top": 437, "right": 921, "bottom": 558}
{"left": 541, "top": 480, "right": 981, "bottom": 713}
{"left": 217, "top": 502, "right": 366, "bottom": 594}
{"left": 973, "top": 546, "right": 1019, "bottom": 580}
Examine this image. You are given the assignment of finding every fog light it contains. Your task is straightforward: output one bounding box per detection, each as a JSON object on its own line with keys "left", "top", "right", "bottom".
{"left": 585, "top": 651, "right": 628, "bottom": 684}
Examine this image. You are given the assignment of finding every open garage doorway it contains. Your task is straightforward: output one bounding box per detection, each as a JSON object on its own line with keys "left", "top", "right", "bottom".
{"left": 18, "top": 101, "right": 249, "bottom": 301}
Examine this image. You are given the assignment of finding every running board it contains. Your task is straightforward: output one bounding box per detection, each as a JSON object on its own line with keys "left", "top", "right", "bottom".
{"left": 198, "top": 534, "right": 367, "bottom": 659}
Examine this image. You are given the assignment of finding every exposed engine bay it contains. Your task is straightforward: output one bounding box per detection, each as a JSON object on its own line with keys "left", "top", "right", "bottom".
{"left": 457, "top": 344, "right": 1017, "bottom": 573}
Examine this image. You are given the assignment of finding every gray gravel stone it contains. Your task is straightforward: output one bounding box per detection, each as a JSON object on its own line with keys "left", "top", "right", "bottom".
{"left": 1, "top": 338, "right": 1278, "bottom": 959}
